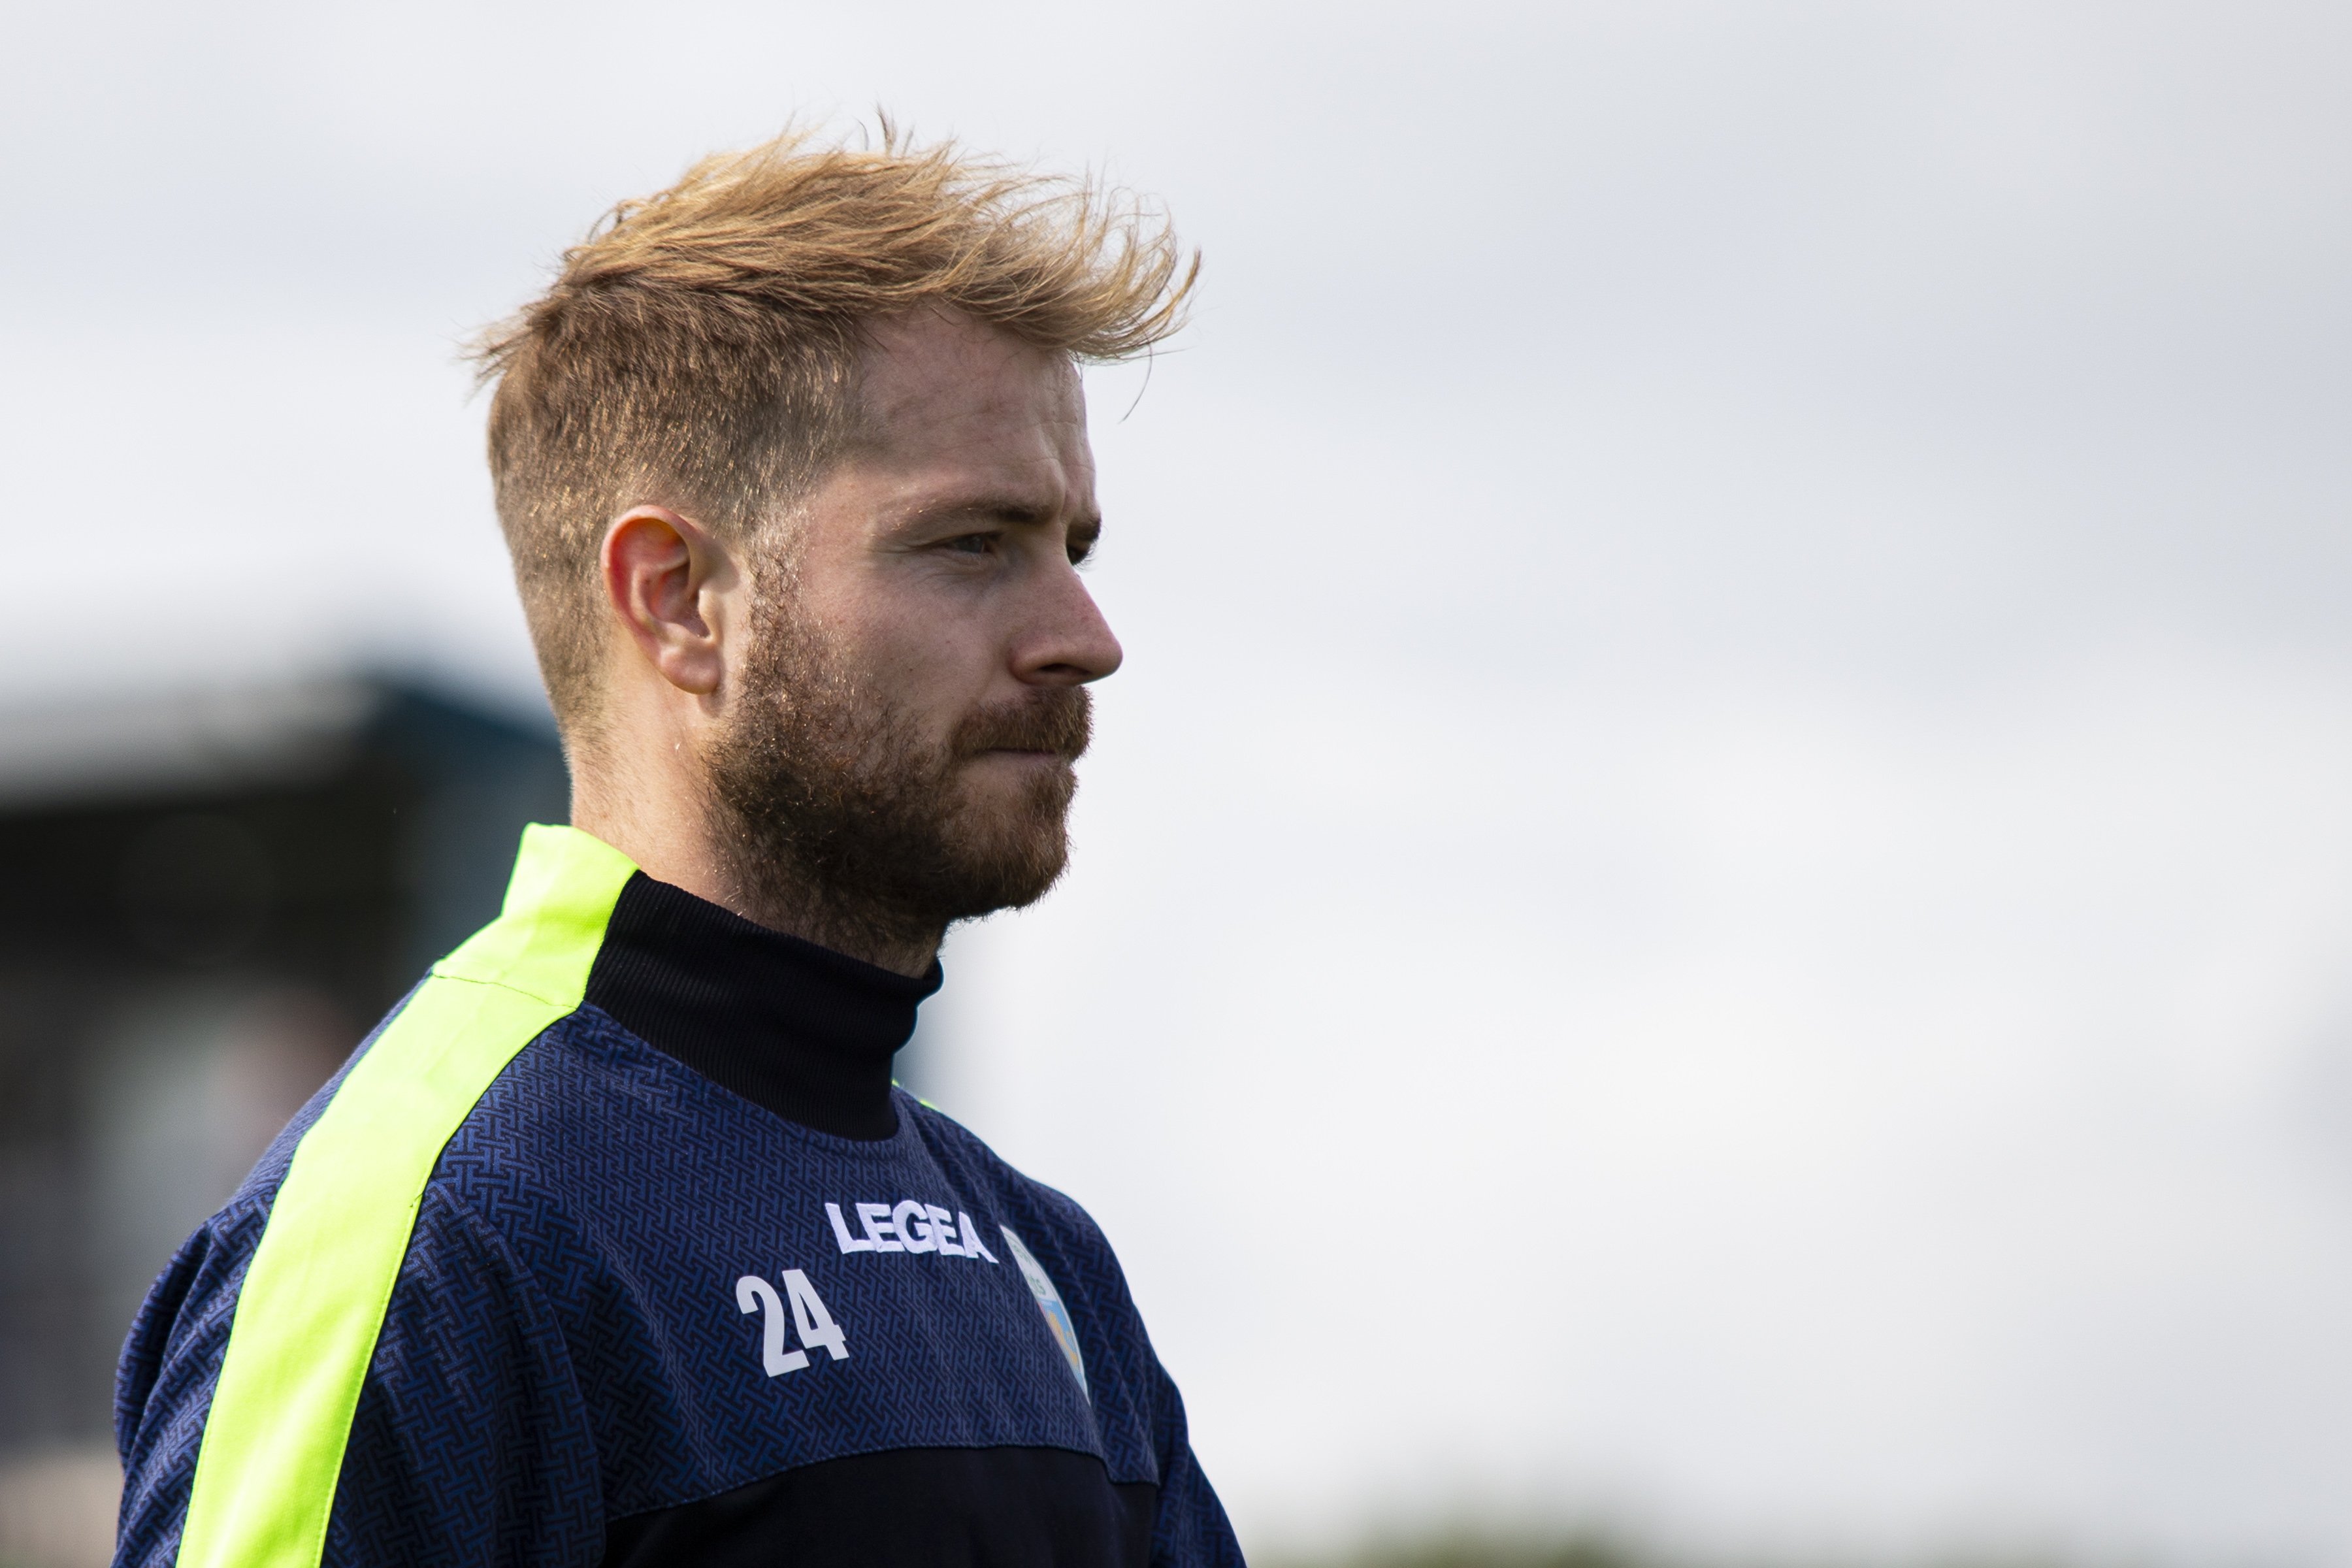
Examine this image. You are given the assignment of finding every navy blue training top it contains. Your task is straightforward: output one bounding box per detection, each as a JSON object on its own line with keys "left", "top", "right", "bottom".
{"left": 114, "top": 867, "right": 1243, "bottom": 1567}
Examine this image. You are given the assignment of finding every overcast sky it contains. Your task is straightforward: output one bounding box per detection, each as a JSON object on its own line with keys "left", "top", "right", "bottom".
{"left": 7, "top": 1, "right": 2352, "bottom": 1561}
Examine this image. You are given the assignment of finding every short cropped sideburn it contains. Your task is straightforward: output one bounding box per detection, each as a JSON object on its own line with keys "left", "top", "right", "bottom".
{"left": 468, "top": 123, "right": 1197, "bottom": 738}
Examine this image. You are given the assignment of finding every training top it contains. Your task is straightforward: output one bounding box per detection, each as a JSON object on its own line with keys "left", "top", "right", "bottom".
{"left": 114, "top": 825, "right": 1242, "bottom": 1568}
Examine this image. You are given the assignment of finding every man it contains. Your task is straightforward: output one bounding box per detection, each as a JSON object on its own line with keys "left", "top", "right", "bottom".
{"left": 113, "top": 127, "right": 1240, "bottom": 1567}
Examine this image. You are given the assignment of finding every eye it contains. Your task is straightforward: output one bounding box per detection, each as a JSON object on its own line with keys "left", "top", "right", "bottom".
{"left": 943, "top": 532, "right": 996, "bottom": 557}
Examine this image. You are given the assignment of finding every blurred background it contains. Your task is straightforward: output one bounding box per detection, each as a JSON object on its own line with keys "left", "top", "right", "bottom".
{"left": 3, "top": 1, "right": 2350, "bottom": 1565}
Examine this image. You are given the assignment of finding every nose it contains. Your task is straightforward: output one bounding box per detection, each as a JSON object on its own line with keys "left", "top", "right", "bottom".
{"left": 1012, "top": 563, "right": 1123, "bottom": 687}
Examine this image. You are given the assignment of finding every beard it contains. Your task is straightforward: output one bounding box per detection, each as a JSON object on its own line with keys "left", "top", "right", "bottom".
{"left": 701, "top": 593, "right": 1091, "bottom": 958}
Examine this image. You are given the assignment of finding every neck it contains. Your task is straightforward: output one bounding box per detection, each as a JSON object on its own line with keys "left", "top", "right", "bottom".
{"left": 569, "top": 722, "right": 943, "bottom": 981}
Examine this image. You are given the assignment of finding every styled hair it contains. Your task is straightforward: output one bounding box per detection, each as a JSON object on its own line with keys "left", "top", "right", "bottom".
{"left": 468, "top": 122, "right": 1196, "bottom": 738}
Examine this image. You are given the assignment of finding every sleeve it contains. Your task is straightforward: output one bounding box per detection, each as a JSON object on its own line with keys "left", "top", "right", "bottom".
{"left": 1144, "top": 1350, "right": 1249, "bottom": 1568}
{"left": 116, "top": 1206, "right": 261, "bottom": 1568}
{"left": 114, "top": 1184, "right": 606, "bottom": 1568}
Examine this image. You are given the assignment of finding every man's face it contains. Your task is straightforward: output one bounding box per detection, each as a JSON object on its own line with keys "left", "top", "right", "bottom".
{"left": 703, "top": 310, "right": 1122, "bottom": 947}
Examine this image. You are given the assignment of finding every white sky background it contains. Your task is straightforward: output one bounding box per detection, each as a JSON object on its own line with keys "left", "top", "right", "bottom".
{"left": 7, "top": 1, "right": 2352, "bottom": 1561}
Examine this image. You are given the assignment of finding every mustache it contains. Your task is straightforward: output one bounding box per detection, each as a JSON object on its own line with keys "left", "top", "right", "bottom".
{"left": 951, "top": 687, "right": 1092, "bottom": 760}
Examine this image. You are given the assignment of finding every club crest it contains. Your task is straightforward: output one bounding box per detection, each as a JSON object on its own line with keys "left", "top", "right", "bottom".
{"left": 998, "top": 1226, "right": 1088, "bottom": 1400}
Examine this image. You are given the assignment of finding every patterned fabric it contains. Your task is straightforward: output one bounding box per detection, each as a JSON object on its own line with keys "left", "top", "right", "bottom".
{"left": 114, "top": 1004, "right": 1241, "bottom": 1567}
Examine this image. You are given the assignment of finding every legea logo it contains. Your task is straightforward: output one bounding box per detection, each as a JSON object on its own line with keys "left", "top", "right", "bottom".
{"left": 825, "top": 1200, "right": 1000, "bottom": 1262}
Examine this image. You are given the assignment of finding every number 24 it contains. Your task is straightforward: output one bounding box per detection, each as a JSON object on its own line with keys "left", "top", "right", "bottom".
{"left": 736, "top": 1270, "right": 850, "bottom": 1375}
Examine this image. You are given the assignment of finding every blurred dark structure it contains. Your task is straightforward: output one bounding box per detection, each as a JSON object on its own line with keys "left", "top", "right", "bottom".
{"left": 0, "top": 678, "right": 567, "bottom": 1454}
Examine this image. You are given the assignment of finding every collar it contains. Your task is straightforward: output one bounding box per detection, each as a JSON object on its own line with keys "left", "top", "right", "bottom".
{"left": 581, "top": 872, "right": 943, "bottom": 1139}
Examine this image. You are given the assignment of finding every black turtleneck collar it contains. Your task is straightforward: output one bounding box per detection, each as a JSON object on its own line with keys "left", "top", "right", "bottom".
{"left": 581, "top": 873, "right": 943, "bottom": 1141}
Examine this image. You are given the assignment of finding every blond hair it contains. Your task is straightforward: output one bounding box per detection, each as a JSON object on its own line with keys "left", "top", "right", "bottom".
{"left": 469, "top": 122, "right": 1196, "bottom": 736}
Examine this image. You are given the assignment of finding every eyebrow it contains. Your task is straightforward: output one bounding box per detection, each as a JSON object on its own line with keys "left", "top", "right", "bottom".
{"left": 912, "top": 496, "right": 1103, "bottom": 535}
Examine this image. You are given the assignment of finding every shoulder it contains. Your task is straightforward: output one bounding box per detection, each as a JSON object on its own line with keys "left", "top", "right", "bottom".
{"left": 896, "top": 1094, "right": 1191, "bottom": 1483}
{"left": 897, "top": 1094, "right": 1148, "bottom": 1346}
{"left": 431, "top": 1002, "right": 708, "bottom": 1182}
{"left": 114, "top": 978, "right": 577, "bottom": 1431}
{"left": 116, "top": 970, "right": 426, "bottom": 1454}
{"left": 900, "top": 1095, "right": 1109, "bottom": 1249}
{"left": 115, "top": 977, "right": 641, "bottom": 1446}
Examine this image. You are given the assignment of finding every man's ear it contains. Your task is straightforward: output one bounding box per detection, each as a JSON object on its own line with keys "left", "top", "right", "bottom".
{"left": 601, "top": 505, "right": 733, "bottom": 696}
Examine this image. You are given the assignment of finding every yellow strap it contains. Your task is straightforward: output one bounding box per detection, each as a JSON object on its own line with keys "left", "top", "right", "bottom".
{"left": 174, "top": 825, "right": 636, "bottom": 1568}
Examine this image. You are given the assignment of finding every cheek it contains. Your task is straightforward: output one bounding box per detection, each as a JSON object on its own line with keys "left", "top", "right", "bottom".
{"left": 855, "top": 609, "right": 999, "bottom": 728}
